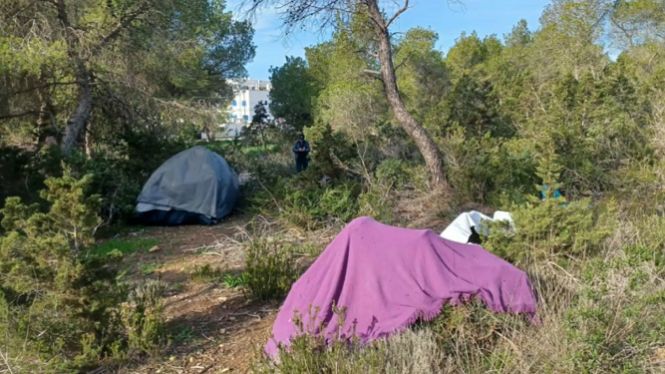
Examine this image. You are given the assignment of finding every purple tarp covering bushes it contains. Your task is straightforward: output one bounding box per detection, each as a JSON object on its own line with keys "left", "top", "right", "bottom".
{"left": 266, "top": 216, "right": 537, "bottom": 358}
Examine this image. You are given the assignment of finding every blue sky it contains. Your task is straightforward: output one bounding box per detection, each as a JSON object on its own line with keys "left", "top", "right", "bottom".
{"left": 229, "top": 0, "right": 553, "bottom": 80}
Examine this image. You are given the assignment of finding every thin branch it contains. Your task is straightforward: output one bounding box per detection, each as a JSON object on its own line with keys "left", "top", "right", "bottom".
{"left": 362, "top": 69, "right": 382, "bottom": 80}
{"left": 0, "top": 111, "right": 39, "bottom": 120}
{"left": 385, "top": 0, "right": 409, "bottom": 28}
{"left": 6, "top": 0, "right": 39, "bottom": 19}
{"left": 9, "top": 81, "right": 79, "bottom": 96}
{"left": 393, "top": 54, "right": 410, "bottom": 72}
{"left": 329, "top": 149, "right": 363, "bottom": 177}
{"left": 92, "top": 0, "right": 152, "bottom": 55}
{"left": 0, "top": 349, "right": 14, "bottom": 374}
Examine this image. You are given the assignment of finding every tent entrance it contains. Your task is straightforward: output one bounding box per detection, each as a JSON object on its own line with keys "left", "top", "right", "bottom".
{"left": 136, "top": 209, "right": 216, "bottom": 226}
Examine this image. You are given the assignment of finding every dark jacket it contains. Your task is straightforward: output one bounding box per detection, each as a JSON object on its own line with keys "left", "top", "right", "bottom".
{"left": 293, "top": 140, "right": 310, "bottom": 159}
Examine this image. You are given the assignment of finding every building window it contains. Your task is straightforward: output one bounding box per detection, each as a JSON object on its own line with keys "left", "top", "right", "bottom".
{"left": 242, "top": 100, "right": 247, "bottom": 107}
{"left": 231, "top": 100, "right": 237, "bottom": 106}
{"left": 243, "top": 115, "right": 249, "bottom": 122}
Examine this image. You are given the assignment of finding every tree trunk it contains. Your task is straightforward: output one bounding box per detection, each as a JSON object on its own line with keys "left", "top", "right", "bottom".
{"left": 61, "top": 62, "right": 93, "bottom": 154}
{"left": 36, "top": 71, "right": 57, "bottom": 147}
{"left": 56, "top": 0, "right": 94, "bottom": 155}
{"left": 0, "top": 74, "right": 9, "bottom": 118}
{"left": 365, "top": 0, "right": 447, "bottom": 187}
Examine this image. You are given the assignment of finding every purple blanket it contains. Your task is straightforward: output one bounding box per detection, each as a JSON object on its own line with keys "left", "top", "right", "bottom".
{"left": 265, "top": 217, "right": 537, "bottom": 358}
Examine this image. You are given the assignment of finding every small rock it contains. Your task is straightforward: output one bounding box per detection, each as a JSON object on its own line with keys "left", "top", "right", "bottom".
{"left": 148, "top": 245, "right": 161, "bottom": 253}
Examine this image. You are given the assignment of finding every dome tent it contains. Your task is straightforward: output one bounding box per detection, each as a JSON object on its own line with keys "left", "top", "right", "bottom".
{"left": 135, "top": 146, "right": 239, "bottom": 225}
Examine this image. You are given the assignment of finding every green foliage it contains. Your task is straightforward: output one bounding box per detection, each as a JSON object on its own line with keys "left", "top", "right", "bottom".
{"left": 303, "top": 122, "right": 358, "bottom": 180}
{"left": 425, "top": 300, "right": 529, "bottom": 370}
{"left": 305, "top": 28, "right": 388, "bottom": 135}
{"left": 243, "top": 239, "right": 299, "bottom": 301}
{"left": 564, "top": 246, "right": 665, "bottom": 372}
{"left": 120, "top": 280, "right": 166, "bottom": 355}
{"left": 394, "top": 28, "right": 450, "bottom": 127}
{"left": 269, "top": 56, "right": 318, "bottom": 131}
{"left": 191, "top": 265, "right": 248, "bottom": 288}
{"left": 278, "top": 180, "right": 360, "bottom": 230}
{"left": 246, "top": 137, "right": 362, "bottom": 231}
{"left": 441, "top": 74, "right": 513, "bottom": 138}
{"left": 0, "top": 172, "right": 165, "bottom": 370}
{"left": 223, "top": 272, "right": 248, "bottom": 288}
{"left": 140, "top": 262, "right": 160, "bottom": 275}
{"left": 191, "top": 264, "right": 225, "bottom": 282}
{"left": 484, "top": 197, "right": 616, "bottom": 264}
{"left": 0, "top": 0, "right": 255, "bottom": 149}
{"left": 92, "top": 237, "right": 159, "bottom": 257}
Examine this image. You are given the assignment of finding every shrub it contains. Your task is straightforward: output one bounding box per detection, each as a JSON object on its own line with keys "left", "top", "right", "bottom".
{"left": 562, "top": 246, "right": 665, "bottom": 372}
{"left": 120, "top": 280, "right": 167, "bottom": 355}
{"left": 483, "top": 197, "right": 616, "bottom": 264}
{"left": 442, "top": 128, "right": 538, "bottom": 205}
{"left": 251, "top": 176, "right": 360, "bottom": 230}
{"left": 483, "top": 152, "right": 617, "bottom": 264}
{"left": 0, "top": 171, "right": 165, "bottom": 371}
{"left": 256, "top": 305, "right": 443, "bottom": 374}
{"left": 244, "top": 239, "right": 299, "bottom": 300}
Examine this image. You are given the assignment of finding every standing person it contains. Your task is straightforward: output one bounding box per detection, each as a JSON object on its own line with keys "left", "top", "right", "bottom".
{"left": 293, "top": 133, "right": 310, "bottom": 172}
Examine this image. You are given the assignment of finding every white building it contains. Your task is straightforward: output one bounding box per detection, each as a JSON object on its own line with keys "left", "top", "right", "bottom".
{"left": 218, "top": 79, "right": 273, "bottom": 138}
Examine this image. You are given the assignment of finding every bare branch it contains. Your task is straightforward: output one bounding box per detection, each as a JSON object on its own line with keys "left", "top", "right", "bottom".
{"left": 362, "top": 69, "right": 382, "bottom": 81}
{"left": 0, "top": 348, "right": 15, "bottom": 374}
{"left": 0, "top": 111, "right": 39, "bottom": 120}
{"left": 9, "top": 81, "right": 79, "bottom": 96}
{"left": 385, "top": 0, "right": 409, "bottom": 28}
{"left": 6, "top": 0, "right": 39, "bottom": 19}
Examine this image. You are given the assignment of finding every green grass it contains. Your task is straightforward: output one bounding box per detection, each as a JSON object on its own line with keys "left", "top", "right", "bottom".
{"left": 140, "top": 263, "right": 160, "bottom": 275}
{"left": 91, "top": 237, "right": 159, "bottom": 257}
{"left": 222, "top": 272, "right": 247, "bottom": 288}
{"left": 190, "top": 264, "right": 247, "bottom": 288}
{"left": 170, "top": 325, "right": 195, "bottom": 344}
{"left": 242, "top": 144, "right": 279, "bottom": 156}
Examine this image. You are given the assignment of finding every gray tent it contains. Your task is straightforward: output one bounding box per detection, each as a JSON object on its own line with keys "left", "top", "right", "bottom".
{"left": 135, "top": 146, "right": 239, "bottom": 225}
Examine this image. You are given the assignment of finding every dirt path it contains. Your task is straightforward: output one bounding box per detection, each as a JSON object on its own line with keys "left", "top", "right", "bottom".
{"left": 115, "top": 216, "right": 281, "bottom": 373}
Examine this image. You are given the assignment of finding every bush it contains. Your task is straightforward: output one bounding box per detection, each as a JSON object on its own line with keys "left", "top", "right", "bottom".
{"left": 250, "top": 175, "right": 361, "bottom": 230}
{"left": 0, "top": 171, "right": 165, "bottom": 371}
{"left": 442, "top": 129, "right": 538, "bottom": 205}
{"left": 281, "top": 181, "right": 359, "bottom": 229}
{"left": 483, "top": 197, "right": 616, "bottom": 264}
{"left": 256, "top": 306, "right": 444, "bottom": 374}
{"left": 562, "top": 246, "right": 665, "bottom": 372}
{"left": 257, "top": 299, "right": 532, "bottom": 374}
{"left": 244, "top": 239, "right": 299, "bottom": 300}
{"left": 120, "top": 280, "right": 167, "bottom": 356}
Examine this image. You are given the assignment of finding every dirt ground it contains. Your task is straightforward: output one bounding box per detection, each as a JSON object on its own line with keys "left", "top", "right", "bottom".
{"left": 113, "top": 216, "right": 337, "bottom": 374}
{"left": 109, "top": 216, "right": 275, "bottom": 373}
{"left": 109, "top": 191, "right": 453, "bottom": 374}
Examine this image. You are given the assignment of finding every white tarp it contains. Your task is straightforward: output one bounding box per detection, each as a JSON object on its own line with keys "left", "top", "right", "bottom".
{"left": 440, "top": 210, "right": 514, "bottom": 244}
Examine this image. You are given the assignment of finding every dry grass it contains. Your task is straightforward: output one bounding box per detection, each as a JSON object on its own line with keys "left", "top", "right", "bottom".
{"left": 254, "top": 209, "right": 665, "bottom": 373}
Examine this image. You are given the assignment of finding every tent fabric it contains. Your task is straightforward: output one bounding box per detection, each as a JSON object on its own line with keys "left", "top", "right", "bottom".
{"left": 135, "top": 146, "right": 238, "bottom": 224}
{"left": 440, "top": 210, "right": 514, "bottom": 244}
{"left": 265, "top": 217, "right": 537, "bottom": 359}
